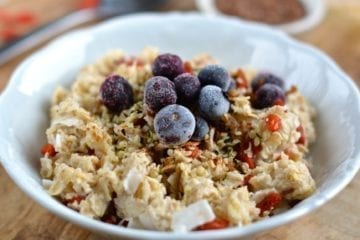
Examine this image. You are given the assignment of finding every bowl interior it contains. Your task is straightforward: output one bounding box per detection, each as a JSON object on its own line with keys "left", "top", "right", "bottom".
{"left": 0, "top": 13, "right": 359, "bottom": 239}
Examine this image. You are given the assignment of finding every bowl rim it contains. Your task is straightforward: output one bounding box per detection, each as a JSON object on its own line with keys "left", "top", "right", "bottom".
{"left": 195, "top": 0, "right": 327, "bottom": 34}
{"left": 0, "top": 12, "right": 360, "bottom": 240}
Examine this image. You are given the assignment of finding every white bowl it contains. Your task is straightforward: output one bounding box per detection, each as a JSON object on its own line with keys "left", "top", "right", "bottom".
{"left": 196, "top": 0, "right": 326, "bottom": 34}
{"left": 0, "top": 13, "right": 359, "bottom": 240}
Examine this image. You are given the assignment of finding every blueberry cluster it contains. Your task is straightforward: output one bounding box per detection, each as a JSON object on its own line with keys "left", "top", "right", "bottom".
{"left": 145, "top": 53, "right": 232, "bottom": 145}
{"left": 100, "top": 55, "right": 287, "bottom": 147}
{"left": 250, "top": 72, "right": 285, "bottom": 109}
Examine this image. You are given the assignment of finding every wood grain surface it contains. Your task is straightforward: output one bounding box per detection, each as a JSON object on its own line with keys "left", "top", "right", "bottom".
{"left": 0, "top": 0, "right": 359, "bottom": 239}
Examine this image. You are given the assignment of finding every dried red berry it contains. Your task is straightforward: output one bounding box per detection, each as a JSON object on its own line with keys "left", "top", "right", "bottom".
{"left": 183, "top": 61, "right": 193, "bottom": 73}
{"left": 235, "top": 137, "right": 260, "bottom": 169}
{"left": 63, "top": 195, "right": 85, "bottom": 205}
{"left": 233, "top": 69, "right": 248, "bottom": 89}
{"left": 256, "top": 192, "right": 282, "bottom": 216}
{"left": 196, "top": 218, "right": 229, "bottom": 231}
{"left": 41, "top": 143, "right": 56, "bottom": 157}
{"left": 243, "top": 174, "right": 254, "bottom": 187}
{"left": 265, "top": 114, "right": 282, "bottom": 132}
{"left": 296, "top": 125, "right": 306, "bottom": 145}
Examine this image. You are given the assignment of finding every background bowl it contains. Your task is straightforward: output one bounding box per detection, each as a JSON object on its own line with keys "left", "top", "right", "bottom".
{"left": 196, "top": 0, "right": 326, "bottom": 34}
{"left": 0, "top": 13, "right": 359, "bottom": 240}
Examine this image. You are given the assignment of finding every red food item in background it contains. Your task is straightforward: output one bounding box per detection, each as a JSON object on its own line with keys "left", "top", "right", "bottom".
{"left": 79, "top": 0, "right": 100, "bottom": 9}
{"left": 0, "top": 9, "right": 12, "bottom": 24}
{"left": 0, "top": 9, "right": 36, "bottom": 25}
{"left": 40, "top": 143, "right": 56, "bottom": 157}
{"left": 196, "top": 218, "right": 229, "bottom": 230}
{"left": 265, "top": 114, "right": 282, "bottom": 132}
{"left": 0, "top": 9, "right": 37, "bottom": 43}
{"left": 13, "top": 11, "right": 37, "bottom": 25}
{"left": 256, "top": 192, "right": 282, "bottom": 216}
{"left": 296, "top": 125, "right": 306, "bottom": 145}
{"left": 0, "top": 28, "right": 19, "bottom": 42}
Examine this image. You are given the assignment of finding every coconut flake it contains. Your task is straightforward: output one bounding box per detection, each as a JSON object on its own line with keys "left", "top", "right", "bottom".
{"left": 167, "top": 173, "right": 176, "bottom": 186}
{"left": 127, "top": 217, "right": 144, "bottom": 229}
{"left": 139, "top": 212, "right": 156, "bottom": 230}
{"left": 42, "top": 179, "right": 53, "bottom": 189}
{"left": 123, "top": 168, "right": 145, "bottom": 195}
{"left": 51, "top": 117, "right": 83, "bottom": 127}
{"left": 54, "top": 133, "right": 62, "bottom": 150}
{"left": 171, "top": 199, "right": 215, "bottom": 232}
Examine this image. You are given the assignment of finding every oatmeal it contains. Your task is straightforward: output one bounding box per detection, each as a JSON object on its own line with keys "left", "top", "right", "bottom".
{"left": 40, "top": 47, "right": 316, "bottom": 231}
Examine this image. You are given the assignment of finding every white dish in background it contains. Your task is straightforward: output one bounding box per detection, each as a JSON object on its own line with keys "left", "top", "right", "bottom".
{"left": 0, "top": 13, "right": 360, "bottom": 240}
{"left": 196, "top": 0, "right": 326, "bottom": 34}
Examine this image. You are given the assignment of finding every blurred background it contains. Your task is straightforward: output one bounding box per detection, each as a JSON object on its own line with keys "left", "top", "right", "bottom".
{"left": 0, "top": 0, "right": 359, "bottom": 240}
{"left": 0, "top": 0, "right": 359, "bottom": 89}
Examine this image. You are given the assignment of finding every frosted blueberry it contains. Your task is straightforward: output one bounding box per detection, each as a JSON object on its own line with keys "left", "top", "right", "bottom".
{"left": 198, "top": 65, "right": 231, "bottom": 91}
{"left": 144, "top": 76, "right": 177, "bottom": 113}
{"left": 154, "top": 104, "right": 195, "bottom": 145}
{"left": 199, "top": 85, "right": 230, "bottom": 120}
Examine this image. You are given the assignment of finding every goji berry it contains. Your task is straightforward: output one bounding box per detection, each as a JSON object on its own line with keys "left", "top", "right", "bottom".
{"left": 196, "top": 218, "right": 229, "bottom": 230}
{"left": 265, "top": 114, "right": 282, "bottom": 132}
{"left": 233, "top": 69, "right": 248, "bottom": 89}
{"left": 183, "top": 61, "right": 193, "bottom": 73}
{"left": 296, "top": 125, "right": 306, "bottom": 145}
{"left": 40, "top": 143, "right": 56, "bottom": 157}
{"left": 256, "top": 192, "right": 282, "bottom": 216}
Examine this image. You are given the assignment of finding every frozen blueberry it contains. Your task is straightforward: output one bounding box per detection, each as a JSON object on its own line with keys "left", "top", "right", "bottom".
{"left": 154, "top": 104, "right": 195, "bottom": 145}
{"left": 144, "top": 76, "right": 177, "bottom": 113}
{"left": 252, "top": 83, "right": 285, "bottom": 109}
{"left": 100, "top": 75, "right": 133, "bottom": 113}
{"left": 152, "top": 53, "right": 184, "bottom": 80}
{"left": 198, "top": 65, "right": 231, "bottom": 91}
{"left": 251, "top": 72, "right": 284, "bottom": 92}
{"left": 191, "top": 117, "right": 209, "bottom": 141}
{"left": 199, "top": 85, "right": 230, "bottom": 120}
{"left": 174, "top": 73, "right": 201, "bottom": 103}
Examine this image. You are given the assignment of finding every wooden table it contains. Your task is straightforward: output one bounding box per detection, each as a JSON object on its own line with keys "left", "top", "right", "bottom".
{"left": 0, "top": 1, "right": 359, "bottom": 239}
